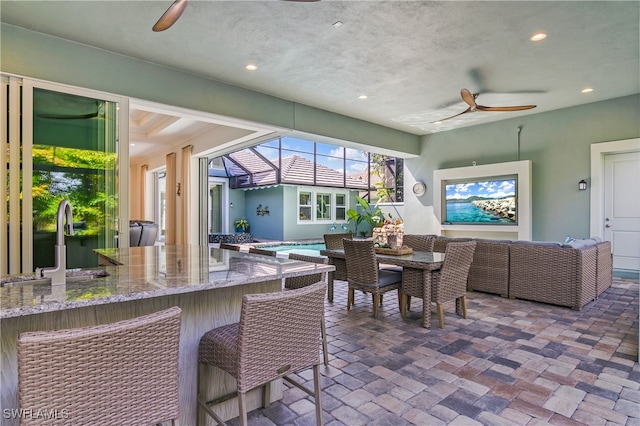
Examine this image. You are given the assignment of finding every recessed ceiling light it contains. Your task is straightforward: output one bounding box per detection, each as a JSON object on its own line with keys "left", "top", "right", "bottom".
{"left": 581, "top": 87, "right": 594, "bottom": 93}
{"left": 530, "top": 32, "right": 547, "bottom": 42}
{"left": 333, "top": 21, "right": 343, "bottom": 28}
{"left": 246, "top": 64, "right": 257, "bottom": 71}
{"left": 358, "top": 95, "right": 368, "bottom": 100}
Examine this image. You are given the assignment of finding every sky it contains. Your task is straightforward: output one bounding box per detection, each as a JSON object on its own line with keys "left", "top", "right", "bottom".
{"left": 256, "top": 137, "right": 369, "bottom": 174}
{"left": 446, "top": 178, "right": 516, "bottom": 200}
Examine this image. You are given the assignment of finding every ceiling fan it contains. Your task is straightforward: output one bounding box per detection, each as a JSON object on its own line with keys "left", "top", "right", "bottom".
{"left": 153, "top": 0, "right": 320, "bottom": 32}
{"left": 433, "top": 89, "right": 536, "bottom": 123}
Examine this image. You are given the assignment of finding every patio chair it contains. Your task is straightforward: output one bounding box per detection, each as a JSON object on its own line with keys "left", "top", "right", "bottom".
{"left": 323, "top": 232, "right": 352, "bottom": 250}
{"left": 392, "top": 234, "right": 438, "bottom": 304}
{"left": 197, "top": 281, "right": 326, "bottom": 426}
{"left": 286, "top": 253, "right": 330, "bottom": 366}
{"left": 323, "top": 233, "right": 352, "bottom": 302}
{"left": 403, "top": 234, "right": 437, "bottom": 251}
{"left": 248, "top": 247, "right": 277, "bottom": 256}
{"left": 432, "top": 236, "right": 472, "bottom": 253}
{"left": 431, "top": 240, "right": 476, "bottom": 328}
{"left": 343, "top": 238, "right": 402, "bottom": 319}
{"left": 18, "top": 306, "right": 182, "bottom": 426}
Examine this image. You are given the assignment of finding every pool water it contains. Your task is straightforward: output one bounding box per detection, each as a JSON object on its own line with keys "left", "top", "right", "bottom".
{"left": 259, "top": 242, "right": 326, "bottom": 256}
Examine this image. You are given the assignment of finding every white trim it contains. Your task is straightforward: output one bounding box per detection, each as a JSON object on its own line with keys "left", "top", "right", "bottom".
{"left": 590, "top": 138, "right": 640, "bottom": 239}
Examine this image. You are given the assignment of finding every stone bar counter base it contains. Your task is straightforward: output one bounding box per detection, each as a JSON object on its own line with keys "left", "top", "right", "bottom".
{"left": 0, "top": 245, "right": 334, "bottom": 426}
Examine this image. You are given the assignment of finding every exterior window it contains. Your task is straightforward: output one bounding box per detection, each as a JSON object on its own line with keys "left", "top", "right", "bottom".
{"left": 297, "top": 189, "right": 348, "bottom": 223}
{"left": 335, "top": 194, "right": 346, "bottom": 220}
{"left": 299, "top": 192, "right": 312, "bottom": 221}
{"left": 316, "top": 193, "right": 331, "bottom": 220}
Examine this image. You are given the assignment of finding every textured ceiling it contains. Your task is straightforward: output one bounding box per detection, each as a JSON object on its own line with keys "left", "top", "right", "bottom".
{"left": 1, "top": 1, "right": 639, "bottom": 141}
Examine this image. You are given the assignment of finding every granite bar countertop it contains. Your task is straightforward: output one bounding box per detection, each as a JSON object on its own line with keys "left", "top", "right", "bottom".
{"left": 1, "top": 245, "right": 334, "bottom": 319}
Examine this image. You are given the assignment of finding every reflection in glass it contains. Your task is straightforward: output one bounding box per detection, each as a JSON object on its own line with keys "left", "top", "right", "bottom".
{"left": 32, "top": 88, "right": 118, "bottom": 269}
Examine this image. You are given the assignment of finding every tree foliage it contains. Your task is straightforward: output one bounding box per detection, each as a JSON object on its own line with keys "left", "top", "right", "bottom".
{"left": 31, "top": 145, "right": 117, "bottom": 235}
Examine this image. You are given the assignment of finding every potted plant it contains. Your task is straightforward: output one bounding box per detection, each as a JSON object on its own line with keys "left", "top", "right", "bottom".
{"left": 234, "top": 218, "right": 250, "bottom": 233}
{"left": 346, "top": 196, "right": 383, "bottom": 237}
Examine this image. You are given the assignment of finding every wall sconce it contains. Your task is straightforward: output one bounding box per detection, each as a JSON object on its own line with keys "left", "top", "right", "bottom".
{"left": 578, "top": 179, "right": 587, "bottom": 191}
{"left": 256, "top": 204, "right": 270, "bottom": 216}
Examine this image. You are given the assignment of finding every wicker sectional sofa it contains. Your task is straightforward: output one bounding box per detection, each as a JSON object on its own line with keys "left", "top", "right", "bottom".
{"left": 404, "top": 235, "right": 613, "bottom": 311}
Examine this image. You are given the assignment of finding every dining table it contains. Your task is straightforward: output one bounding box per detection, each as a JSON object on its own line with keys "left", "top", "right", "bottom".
{"left": 320, "top": 248, "right": 445, "bottom": 328}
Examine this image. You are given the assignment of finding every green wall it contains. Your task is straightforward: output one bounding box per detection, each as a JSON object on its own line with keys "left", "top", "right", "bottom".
{"left": 405, "top": 95, "right": 640, "bottom": 242}
{"left": 1, "top": 24, "right": 419, "bottom": 156}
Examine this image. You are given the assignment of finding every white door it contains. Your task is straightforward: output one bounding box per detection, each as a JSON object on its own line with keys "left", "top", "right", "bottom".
{"left": 604, "top": 152, "right": 640, "bottom": 271}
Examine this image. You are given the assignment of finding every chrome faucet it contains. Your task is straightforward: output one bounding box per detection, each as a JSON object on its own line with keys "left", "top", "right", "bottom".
{"left": 36, "top": 199, "right": 74, "bottom": 285}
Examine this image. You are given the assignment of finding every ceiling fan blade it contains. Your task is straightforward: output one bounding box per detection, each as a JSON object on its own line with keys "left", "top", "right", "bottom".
{"left": 477, "top": 105, "right": 537, "bottom": 112}
{"left": 153, "top": 0, "right": 189, "bottom": 32}
{"left": 460, "top": 89, "right": 477, "bottom": 110}
{"left": 431, "top": 108, "right": 472, "bottom": 123}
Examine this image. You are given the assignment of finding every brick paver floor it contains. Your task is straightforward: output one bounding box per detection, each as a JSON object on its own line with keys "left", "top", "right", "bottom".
{"left": 225, "top": 276, "right": 639, "bottom": 425}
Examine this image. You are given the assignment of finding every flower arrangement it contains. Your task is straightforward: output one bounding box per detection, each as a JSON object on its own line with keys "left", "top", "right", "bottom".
{"left": 372, "top": 214, "right": 404, "bottom": 249}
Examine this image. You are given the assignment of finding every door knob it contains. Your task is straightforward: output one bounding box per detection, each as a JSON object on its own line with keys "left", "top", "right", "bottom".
{"left": 605, "top": 224, "right": 611, "bottom": 228}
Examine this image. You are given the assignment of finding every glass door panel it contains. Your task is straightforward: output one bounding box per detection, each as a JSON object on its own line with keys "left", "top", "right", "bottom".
{"left": 209, "top": 182, "right": 222, "bottom": 233}
{"left": 32, "top": 88, "right": 118, "bottom": 269}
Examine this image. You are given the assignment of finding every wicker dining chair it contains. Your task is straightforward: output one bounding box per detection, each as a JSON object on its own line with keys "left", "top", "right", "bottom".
{"left": 390, "top": 234, "right": 438, "bottom": 303}
{"left": 323, "top": 232, "right": 353, "bottom": 250}
{"left": 403, "top": 234, "right": 437, "bottom": 251}
{"left": 430, "top": 241, "right": 476, "bottom": 328}
{"left": 220, "top": 243, "right": 241, "bottom": 251}
{"left": 198, "top": 281, "right": 326, "bottom": 426}
{"left": 343, "top": 239, "right": 402, "bottom": 318}
{"left": 432, "top": 236, "right": 473, "bottom": 253}
{"left": 323, "top": 233, "right": 352, "bottom": 302}
{"left": 286, "top": 253, "right": 330, "bottom": 366}
{"left": 17, "top": 306, "right": 182, "bottom": 426}
{"left": 248, "top": 247, "right": 277, "bottom": 256}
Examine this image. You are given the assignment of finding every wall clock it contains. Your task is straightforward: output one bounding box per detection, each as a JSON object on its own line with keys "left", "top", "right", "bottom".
{"left": 412, "top": 181, "right": 426, "bottom": 196}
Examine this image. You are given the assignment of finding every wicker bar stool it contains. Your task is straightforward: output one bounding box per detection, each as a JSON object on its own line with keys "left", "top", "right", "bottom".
{"left": 197, "top": 281, "right": 326, "bottom": 426}
{"left": 17, "top": 306, "right": 182, "bottom": 426}
{"left": 343, "top": 239, "right": 402, "bottom": 318}
{"left": 286, "top": 253, "right": 330, "bottom": 366}
{"left": 248, "top": 247, "right": 277, "bottom": 256}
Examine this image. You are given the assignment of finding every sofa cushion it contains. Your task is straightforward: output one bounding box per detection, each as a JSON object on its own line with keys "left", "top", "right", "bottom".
{"left": 562, "top": 237, "right": 601, "bottom": 249}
